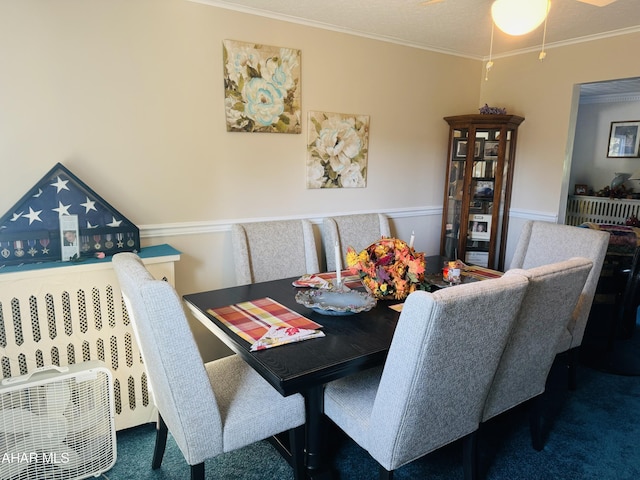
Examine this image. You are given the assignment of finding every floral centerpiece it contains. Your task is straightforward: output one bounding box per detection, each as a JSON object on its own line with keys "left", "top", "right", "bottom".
{"left": 346, "top": 238, "right": 428, "bottom": 300}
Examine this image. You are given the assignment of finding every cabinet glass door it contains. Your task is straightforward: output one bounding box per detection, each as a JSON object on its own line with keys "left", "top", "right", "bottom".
{"left": 443, "top": 128, "right": 468, "bottom": 260}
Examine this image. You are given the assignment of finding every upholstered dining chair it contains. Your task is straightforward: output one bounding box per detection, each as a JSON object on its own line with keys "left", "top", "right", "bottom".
{"left": 322, "top": 213, "right": 391, "bottom": 271}
{"left": 112, "top": 253, "right": 306, "bottom": 480}
{"left": 323, "top": 273, "right": 529, "bottom": 480}
{"left": 231, "top": 219, "right": 319, "bottom": 285}
{"left": 481, "top": 257, "right": 593, "bottom": 454}
{"left": 509, "top": 220, "right": 609, "bottom": 388}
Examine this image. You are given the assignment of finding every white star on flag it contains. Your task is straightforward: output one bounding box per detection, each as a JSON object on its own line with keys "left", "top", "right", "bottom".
{"left": 10, "top": 212, "right": 23, "bottom": 222}
{"left": 24, "top": 207, "right": 43, "bottom": 225}
{"left": 50, "top": 176, "right": 70, "bottom": 193}
{"left": 107, "top": 217, "right": 122, "bottom": 227}
{"left": 52, "top": 201, "right": 72, "bottom": 217}
{"left": 80, "top": 197, "right": 97, "bottom": 213}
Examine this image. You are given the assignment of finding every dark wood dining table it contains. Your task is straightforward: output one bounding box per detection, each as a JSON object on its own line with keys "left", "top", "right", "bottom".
{"left": 182, "top": 255, "right": 449, "bottom": 478}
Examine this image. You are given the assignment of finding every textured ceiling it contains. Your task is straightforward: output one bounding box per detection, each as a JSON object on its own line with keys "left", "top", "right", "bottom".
{"left": 193, "top": 0, "right": 640, "bottom": 59}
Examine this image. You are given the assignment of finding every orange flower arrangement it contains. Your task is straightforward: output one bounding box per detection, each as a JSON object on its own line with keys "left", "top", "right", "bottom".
{"left": 346, "top": 237, "right": 428, "bottom": 300}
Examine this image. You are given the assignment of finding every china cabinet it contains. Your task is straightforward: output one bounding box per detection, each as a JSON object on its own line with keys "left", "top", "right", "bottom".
{"left": 440, "top": 114, "right": 524, "bottom": 270}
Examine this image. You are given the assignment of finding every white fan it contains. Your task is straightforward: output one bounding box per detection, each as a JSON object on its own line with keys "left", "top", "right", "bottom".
{"left": 0, "top": 361, "right": 116, "bottom": 480}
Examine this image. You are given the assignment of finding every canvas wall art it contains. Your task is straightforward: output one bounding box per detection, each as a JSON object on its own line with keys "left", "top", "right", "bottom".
{"left": 223, "top": 39, "right": 301, "bottom": 133}
{"left": 306, "top": 111, "right": 370, "bottom": 189}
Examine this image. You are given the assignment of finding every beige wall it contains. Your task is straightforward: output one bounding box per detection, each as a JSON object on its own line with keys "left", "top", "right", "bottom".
{"left": 479, "top": 32, "right": 640, "bottom": 218}
{"left": 0, "top": 0, "right": 479, "bottom": 271}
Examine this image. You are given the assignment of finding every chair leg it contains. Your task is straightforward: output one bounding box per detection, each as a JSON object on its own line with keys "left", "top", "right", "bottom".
{"left": 290, "top": 425, "right": 306, "bottom": 480}
{"left": 190, "top": 463, "right": 204, "bottom": 480}
{"left": 379, "top": 465, "right": 394, "bottom": 480}
{"left": 463, "top": 431, "right": 479, "bottom": 480}
{"left": 152, "top": 412, "right": 168, "bottom": 470}
{"left": 529, "top": 395, "right": 544, "bottom": 451}
{"left": 567, "top": 348, "right": 578, "bottom": 391}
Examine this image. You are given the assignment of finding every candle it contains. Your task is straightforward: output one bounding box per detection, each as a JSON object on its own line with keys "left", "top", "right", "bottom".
{"left": 409, "top": 231, "right": 415, "bottom": 249}
{"left": 334, "top": 241, "right": 342, "bottom": 287}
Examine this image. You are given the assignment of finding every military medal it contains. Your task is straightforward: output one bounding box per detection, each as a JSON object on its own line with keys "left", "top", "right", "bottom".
{"left": 126, "top": 233, "right": 135, "bottom": 247}
{"left": 116, "top": 233, "right": 124, "bottom": 248}
{"left": 105, "top": 234, "right": 114, "bottom": 249}
{"left": 27, "top": 240, "right": 38, "bottom": 257}
{"left": 81, "top": 235, "right": 90, "bottom": 252}
{"left": 1, "top": 242, "right": 10, "bottom": 259}
{"left": 14, "top": 240, "right": 25, "bottom": 257}
{"left": 40, "top": 238, "right": 50, "bottom": 254}
{"left": 93, "top": 235, "right": 102, "bottom": 250}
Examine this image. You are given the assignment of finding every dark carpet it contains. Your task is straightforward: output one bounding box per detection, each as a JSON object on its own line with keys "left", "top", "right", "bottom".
{"left": 105, "top": 325, "right": 640, "bottom": 480}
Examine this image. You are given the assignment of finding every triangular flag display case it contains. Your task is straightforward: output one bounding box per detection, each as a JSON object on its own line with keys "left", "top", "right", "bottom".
{"left": 0, "top": 163, "right": 140, "bottom": 267}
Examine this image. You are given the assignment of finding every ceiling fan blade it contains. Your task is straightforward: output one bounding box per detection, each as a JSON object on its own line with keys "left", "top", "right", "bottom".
{"left": 575, "top": 0, "right": 618, "bottom": 6}
{"left": 420, "top": 0, "right": 446, "bottom": 6}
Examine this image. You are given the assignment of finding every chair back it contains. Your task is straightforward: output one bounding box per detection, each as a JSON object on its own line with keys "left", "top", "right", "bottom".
{"left": 231, "top": 219, "right": 319, "bottom": 285}
{"left": 112, "top": 253, "right": 223, "bottom": 464}
{"left": 482, "top": 257, "right": 593, "bottom": 422}
{"left": 322, "top": 213, "right": 391, "bottom": 271}
{"left": 367, "top": 274, "right": 529, "bottom": 471}
{"left": 509, "top": 220, "right": 609, "bottom": 350}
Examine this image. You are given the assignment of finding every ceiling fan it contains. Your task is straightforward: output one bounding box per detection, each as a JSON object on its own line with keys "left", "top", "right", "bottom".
{"left": 421, "top": 0, "right": 618, "bottom": 6}
{"left": 421, "top": 0, "right": 619, "bottom": 36}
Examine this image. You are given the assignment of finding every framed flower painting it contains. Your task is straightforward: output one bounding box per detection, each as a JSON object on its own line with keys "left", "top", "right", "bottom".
{"left": 223, "top": 39, "right": 301, "bottom": 133}
{"left": 307, "top": 111, "right": 370, "bottom": 189}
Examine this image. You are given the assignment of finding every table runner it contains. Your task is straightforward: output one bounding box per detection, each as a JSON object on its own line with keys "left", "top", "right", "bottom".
{"left": 207, "top": 297, "right": 324, "bottom": 346}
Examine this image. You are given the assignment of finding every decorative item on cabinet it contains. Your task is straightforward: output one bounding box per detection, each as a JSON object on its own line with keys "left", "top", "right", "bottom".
{"left": 440, "top": 114, "right": 524, "bottom": 270}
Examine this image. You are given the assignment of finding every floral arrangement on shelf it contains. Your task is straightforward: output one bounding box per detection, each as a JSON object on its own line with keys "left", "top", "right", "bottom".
{"left": 346, "top": 238, "right": 429, "bottom": 300}
{"left": 479, "top": 104, "right": 507, "bottom": 115}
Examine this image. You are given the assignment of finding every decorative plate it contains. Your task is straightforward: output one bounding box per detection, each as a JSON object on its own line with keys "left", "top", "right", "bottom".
{"left": 295, "top": 289, "right": 377, "bottom": 316}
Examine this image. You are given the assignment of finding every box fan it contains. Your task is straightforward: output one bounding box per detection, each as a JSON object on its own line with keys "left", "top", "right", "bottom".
{"left": 0, "top": 361, "right": 116, "bottom": 480}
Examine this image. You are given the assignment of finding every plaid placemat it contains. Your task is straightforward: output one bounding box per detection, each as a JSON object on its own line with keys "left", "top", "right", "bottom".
{"left": 462, "top": 265, "right": 503, "bottom": 281}
{"left": 293, "top": 270, "right": 362, "bottom": 289}
{"left": 207, "top": 297, "right": 323, "bottom": 344}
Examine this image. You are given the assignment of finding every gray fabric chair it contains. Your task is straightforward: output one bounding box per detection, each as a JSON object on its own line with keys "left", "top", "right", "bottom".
{"left": 231, "top": 219, "right": 319, "bottom": 285}
{"left": 112, "top": 253, "right": 306, "bottom": 480}
{"left": 509, "top": 220, "right": 609, "bottom": 388}
{"left": 323, "top": 273, "right": 529, "bottom": 480}
{"left": 482, "top": 257, "right": 593, "bottom": 451}
{"left": 322, "top": 213, "right": 391, "bottom": 271}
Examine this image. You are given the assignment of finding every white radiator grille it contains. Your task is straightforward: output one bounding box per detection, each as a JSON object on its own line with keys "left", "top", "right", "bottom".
{"left": 566, "top": 195, "right": 640, "bottom": 226}
{"left": 0, "top": 256, "right": 177, "bottom": 430}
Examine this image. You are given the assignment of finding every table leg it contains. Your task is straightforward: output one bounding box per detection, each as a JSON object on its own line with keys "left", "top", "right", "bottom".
{"left": 303, "top": 385, "right": 334, "bottom": 480}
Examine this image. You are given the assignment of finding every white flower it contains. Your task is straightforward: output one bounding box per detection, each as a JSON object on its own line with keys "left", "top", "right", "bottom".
{"left": 262, "top": 48, "right": 299, "bottom": 95}
{"left": 225, "top": 45, "right": 261, "bottom": 85}
{"left": 316, "top": 117, "right": 362, "bottom": 173}
{"left": 307, "top": 159, "right": 326, "bottom": 188}
{"left": 242, "top": 78, "right": 284, "bottom": 127}
{"left": 339, "top": 163, "right": 366, "bottom": 188}
{"left": 225, "top": 96, "right": 249, "bottom": 129}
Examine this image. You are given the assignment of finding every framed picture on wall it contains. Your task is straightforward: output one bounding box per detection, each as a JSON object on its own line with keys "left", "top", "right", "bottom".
{"left": 607, "top": 121, "right": 640, "bottom": 158}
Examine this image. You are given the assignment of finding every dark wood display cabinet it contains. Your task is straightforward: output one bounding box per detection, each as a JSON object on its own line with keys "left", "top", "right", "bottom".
{"left": 440, "top": 114, "right": 524, "bottom": 271}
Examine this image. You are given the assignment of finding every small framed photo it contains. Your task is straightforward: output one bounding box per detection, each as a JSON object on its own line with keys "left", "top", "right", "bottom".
{"left": 607, "top": 121, "right": 640, "bottom": 158}
{"left": 473, "top": 139, "right": 484, "bottom": 159}
{"left": 483, "top": 140, "right": 499, "bottom": 159}
{"left": 474, "top": 180, "right": 494, "bottom": 198}
{"left": 60, "top": 214, "right": 80, "bottom": 262}
{"left": 574, "top": 184, "right": 588, "bottom": 195}
{"left": 469, "top": 214, "right": 491, "bottom": 241}
{"left": 453, "top": 138, "right": 468, "bottom": 159}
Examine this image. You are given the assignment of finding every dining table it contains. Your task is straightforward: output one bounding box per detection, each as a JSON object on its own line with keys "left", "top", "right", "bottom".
{"left": 182, "top": 255, "right": 498, "bottom": 479}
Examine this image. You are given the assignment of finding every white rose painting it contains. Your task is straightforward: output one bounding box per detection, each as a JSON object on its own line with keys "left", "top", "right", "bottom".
{"left": 223, "top": 39, "right": 301, "bottom": 133}
{"left": 307, "top": 111, "right": 369, "bottom": 189}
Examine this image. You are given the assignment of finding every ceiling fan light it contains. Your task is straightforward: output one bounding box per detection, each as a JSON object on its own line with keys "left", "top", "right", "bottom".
{"left": 491, "top": 0, "right": 549, "bottom": 36}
